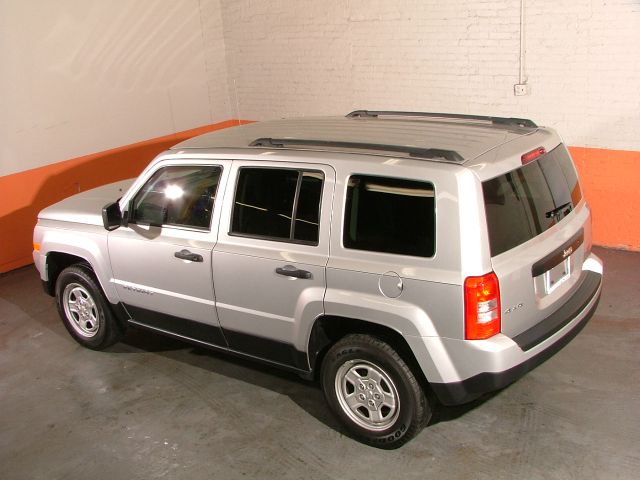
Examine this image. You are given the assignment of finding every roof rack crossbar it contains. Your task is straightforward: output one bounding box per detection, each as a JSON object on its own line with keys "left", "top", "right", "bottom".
{"left": 346, "top": 110, "right": 537, "bottom": 128}
{"left": 249, "top": 138, "right": 464, "bottom": 162}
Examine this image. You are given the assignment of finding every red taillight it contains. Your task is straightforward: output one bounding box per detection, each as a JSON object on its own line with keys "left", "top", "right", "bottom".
{"left": 521, "top": 147, "right": 546, "bottom": 165}
{"left": 464, "top": 272, "right": 501, "bottom": 340}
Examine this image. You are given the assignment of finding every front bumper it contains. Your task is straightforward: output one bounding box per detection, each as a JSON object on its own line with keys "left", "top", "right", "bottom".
{"left": 424, "top": 262, "right": 603, "bottom": 405}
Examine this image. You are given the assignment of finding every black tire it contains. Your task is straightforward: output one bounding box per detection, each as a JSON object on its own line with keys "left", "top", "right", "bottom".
{"left": 321, "top": 334, "right": 431, "bottom": 449}
{"left": 55, "top": 265, "right": 123, "bottom": 350}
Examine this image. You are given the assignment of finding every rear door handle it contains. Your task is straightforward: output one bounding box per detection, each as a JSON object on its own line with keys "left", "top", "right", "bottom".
{"left": 275, "top": 265, "right": 312, "bottom": 279}
{"left": 174, "top": 249, "right": 203, "bottom": 262}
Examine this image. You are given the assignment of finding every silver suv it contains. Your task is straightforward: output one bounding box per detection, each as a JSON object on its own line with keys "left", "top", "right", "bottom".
{"left": 33, "top": 111, "right": 603, "bottom": 448}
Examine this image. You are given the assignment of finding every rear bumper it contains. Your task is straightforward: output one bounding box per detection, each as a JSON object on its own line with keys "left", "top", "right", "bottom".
{"left": 426, "top": 259, "right": 603, "bottom": 405}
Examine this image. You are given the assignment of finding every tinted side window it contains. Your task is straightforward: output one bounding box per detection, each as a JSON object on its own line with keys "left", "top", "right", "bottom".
{"left": 131, "top": 166, "right": 221, "bottom": 230}
{"left": 231, "top": 168, "right": 324, "bottom": 244}
{"left": 344, "top": 175, "right": 435, "bottom": 257}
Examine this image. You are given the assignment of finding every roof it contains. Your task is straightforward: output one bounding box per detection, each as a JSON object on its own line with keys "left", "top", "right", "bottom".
{"left": 171, "top": 112, "right": 539, "bottom": 164}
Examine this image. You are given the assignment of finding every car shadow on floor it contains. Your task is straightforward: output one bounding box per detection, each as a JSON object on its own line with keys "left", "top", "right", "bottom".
{"left": 112, "top": 327, "right": 346, "bottom": 433}
{"left": 111, "top": 326, "right": 496, "bottom": 438}
{"left": 428, "top": 391, "right": 501, "bottom": 426}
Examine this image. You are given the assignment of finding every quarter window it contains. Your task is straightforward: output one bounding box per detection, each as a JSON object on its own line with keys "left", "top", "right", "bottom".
{"left": 231, "top": 168, "right": 324, "bottom": 244}
{"left": 131, "top": 165, "right": 221, "bottom": 230}
{"left": 344, "top": 175, "right": 436, "bottom": 257}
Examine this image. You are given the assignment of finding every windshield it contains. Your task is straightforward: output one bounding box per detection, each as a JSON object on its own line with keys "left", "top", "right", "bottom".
{"left": 482, "top": 144, "right": 582, "bottom": 256}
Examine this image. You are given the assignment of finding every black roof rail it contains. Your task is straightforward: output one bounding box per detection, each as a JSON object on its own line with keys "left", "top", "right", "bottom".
{"left": 249, "top": 138, "right": 464, "bottom": 162}
{"left": 346, "top": 110, "right": 538, "bottom": 128}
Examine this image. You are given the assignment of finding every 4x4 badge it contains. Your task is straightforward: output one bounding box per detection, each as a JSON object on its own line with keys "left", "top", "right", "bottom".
{"left": 504, "top": 303, "right": 524, "bottom": 315}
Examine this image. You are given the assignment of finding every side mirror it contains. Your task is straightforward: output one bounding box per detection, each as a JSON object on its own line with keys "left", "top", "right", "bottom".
{"left": 102, "top": 202, "right": 122, "bottom": 231}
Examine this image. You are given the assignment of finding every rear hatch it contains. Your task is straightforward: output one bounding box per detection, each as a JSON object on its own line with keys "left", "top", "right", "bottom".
{"left": 482, "top": 143, "right": 592, "bottom": 344}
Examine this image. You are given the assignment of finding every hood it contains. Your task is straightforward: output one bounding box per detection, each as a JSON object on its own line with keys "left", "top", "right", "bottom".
{"left": 38, "top": 179, "right": 134, "bottom": 226}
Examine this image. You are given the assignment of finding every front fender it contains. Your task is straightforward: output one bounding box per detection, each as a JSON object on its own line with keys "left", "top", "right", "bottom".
{"left": 38, "top": 222, "right": 118, "bottom": 303}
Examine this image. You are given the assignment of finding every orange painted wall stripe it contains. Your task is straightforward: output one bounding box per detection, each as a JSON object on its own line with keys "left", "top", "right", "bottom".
{"left": 0, "top": 120, "right": 251, "bottom": 273}
{"left": 0, "top": 124, "right": 637, "bottom": 273}
{"left": 569, "top": 146, "right": 640, "bottom": 252}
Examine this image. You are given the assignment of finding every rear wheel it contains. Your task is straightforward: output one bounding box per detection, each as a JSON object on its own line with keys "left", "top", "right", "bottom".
{"left": 321, "top": 334, "right": 431, "bottom": 448}
{"left": 55, "top": 265, "right": 123, "bottom": 350}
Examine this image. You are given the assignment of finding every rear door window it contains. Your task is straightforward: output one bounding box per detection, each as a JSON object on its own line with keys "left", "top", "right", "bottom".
{"left": 483, "top": 144, "right": 582, "bottom": 256}
{"left": 231, "top": 168, "right": 324, "bottom": 245}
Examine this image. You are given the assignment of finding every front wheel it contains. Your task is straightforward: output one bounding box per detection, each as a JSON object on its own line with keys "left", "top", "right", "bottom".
{"left": 321, "top": 334, "right": 431, "bottom": 448}
{"left": 55, "top": 265, "right": 123, "bottom": 350}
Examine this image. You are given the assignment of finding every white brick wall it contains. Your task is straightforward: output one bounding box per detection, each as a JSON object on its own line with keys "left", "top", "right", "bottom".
{"left": 3, "top": 0, "right": 638, "bottom": 177}
{"left": 219, "top": 0, "right": 640, "bottom": 151}
{"left": 200, "top": 0, "right": 233, "bottom": 121}
{"left": 0, "top": 0, "right": 231, "bottom": 176}
{"left": 221, "top": 0, "right": 353, "bottom": 118}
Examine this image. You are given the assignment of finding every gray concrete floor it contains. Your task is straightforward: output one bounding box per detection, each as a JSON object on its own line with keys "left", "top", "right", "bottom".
{"left": 1, "top": 246, "right": 639, "bottom": 480}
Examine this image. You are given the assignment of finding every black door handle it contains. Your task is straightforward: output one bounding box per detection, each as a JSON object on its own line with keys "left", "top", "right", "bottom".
{"left": 275, "top": 265, "right": 312, "bottom": 279}
{"left": 174, "top": 249, "right": 203, "bottom": 262}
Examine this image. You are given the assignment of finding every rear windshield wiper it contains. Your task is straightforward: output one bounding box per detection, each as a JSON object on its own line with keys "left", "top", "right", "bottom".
{"left": 545, "top": 202, "right": 572, "bottom": 219}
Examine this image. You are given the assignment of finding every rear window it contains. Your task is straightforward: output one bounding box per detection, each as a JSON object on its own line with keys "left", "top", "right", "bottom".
{"left": 483, "top": 144, "right": 582, "bottom": 256}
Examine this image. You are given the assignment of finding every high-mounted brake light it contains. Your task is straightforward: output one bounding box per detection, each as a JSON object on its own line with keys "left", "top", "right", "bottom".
{"left": 464, "top": 272, "right": 501, "bottom": 340}
{"left": 521, "top": 147, "right": 546, "bottom": 165}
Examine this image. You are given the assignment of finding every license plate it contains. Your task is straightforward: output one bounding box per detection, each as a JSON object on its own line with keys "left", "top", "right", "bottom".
{"left": 544, "top": 257, "right": 570, "bottom": 294}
